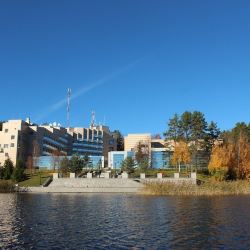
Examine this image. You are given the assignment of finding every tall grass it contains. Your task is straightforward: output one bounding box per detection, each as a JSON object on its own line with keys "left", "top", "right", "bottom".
{"left": 0, "top": 180, "right": 15, "bottom": 193}
{"left": 143, "top": 180, "right": 250, "bottom": 196}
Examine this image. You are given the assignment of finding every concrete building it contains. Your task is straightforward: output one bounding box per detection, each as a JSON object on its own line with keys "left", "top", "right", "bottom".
{"left": 108, "top": 135, "right": 172, "bottom": 169}
{"left": 36, "top": 155, "right": 104, "bottom": 169}
{"left": 0, "top": 120, "right": 31, "bottom": 166}
{"left": 124, "top": 133, "right": 151, "bottom": 152}
{"left": 0, "top": 119, "right": 117, "bottom": 168}
{"left": 108, "top": 151, "right": 135, "bottom": 169}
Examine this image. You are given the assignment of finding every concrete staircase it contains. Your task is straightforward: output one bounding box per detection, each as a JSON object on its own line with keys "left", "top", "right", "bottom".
{"left": 30, "top": 178, "right": 144, "bottom": 193}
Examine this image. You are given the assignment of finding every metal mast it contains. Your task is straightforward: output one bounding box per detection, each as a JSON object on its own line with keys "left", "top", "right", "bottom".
{"left": 67, "top": 88, "right": 71, "bottom": 128}
{"left": 90, "top": 111, "right": 96, "bottom": 127}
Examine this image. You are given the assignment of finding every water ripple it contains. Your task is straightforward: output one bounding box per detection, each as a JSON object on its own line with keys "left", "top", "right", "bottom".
{"left": 0, "top": 194, "right": 250, "bottom": 249}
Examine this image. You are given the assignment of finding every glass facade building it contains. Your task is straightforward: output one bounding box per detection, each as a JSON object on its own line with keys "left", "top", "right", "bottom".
{"left": 36, "top": 155, "right": 104, "bottom": 170}
{"left": 151, "top": 150, "right": 171, "bottom": 169}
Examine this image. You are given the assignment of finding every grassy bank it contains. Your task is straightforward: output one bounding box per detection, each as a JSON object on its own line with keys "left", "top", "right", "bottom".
{"left": 18, "top": 171, "right": 52, "bottom": 187}
{"left": 143, "top": 180, "right": 250, "bottom": 196}
{"left": 0, "top": 180, "right": 15, "bottom": 193}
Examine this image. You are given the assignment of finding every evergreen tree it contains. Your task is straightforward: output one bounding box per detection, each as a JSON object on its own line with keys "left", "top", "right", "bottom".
{"left": 69, "top": 155, "right": 82, "bottom": 173}
{"left": 3, "top": 159, "right": 14, "bottom": 180}
{"left": 121, "top": 157, "right": 136, "bottom": 174}
{"left": 12, "top": 160, "right": 25, "bottom": 182}
{"left": 164, "top": 113, "right": 180, "bottom": 142}
{"left": 180, "top": 111, "right": 193, "bottom": 141}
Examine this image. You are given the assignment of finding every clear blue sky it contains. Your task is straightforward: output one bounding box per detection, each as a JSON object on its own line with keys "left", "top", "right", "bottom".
{"left": 0, "top": 0, "right": 249, "bottom": 135}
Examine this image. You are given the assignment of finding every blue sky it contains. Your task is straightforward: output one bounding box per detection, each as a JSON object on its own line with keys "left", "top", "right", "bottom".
{"left": 0, "top": 0, "right": 249, "bottom": 135}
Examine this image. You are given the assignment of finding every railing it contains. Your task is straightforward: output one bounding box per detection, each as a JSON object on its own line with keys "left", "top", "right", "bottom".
{"left": 43, "top": 176, "right": 53, "bottom": 187}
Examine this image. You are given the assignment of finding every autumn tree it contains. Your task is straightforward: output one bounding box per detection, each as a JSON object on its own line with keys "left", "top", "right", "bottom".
{"left": 171, "top": 141, "right": 191, "bottom": 172}
{"left": 164, "top": 111, "right": 220, "bottom": 169}
{"left": 209, "top": 128, "right": 250, "bottom": 180}
{"left": 135, "top": 141, "right": 150, "bottom": 170}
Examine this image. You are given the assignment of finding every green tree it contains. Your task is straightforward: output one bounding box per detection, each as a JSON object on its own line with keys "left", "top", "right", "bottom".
{"left": 180, "top": 111, "right": 193, "bottom": 141}
{"left": 12, "top": 160, "right": 25, "bottom": 182}
{"left": 205, "top": 121, "right": 221, "bottom": 152}
{"left": 164, "top": 113, "right": 181, "bottom": 142}
{"left": 3, "top": 159, "right": 14, "bottom": 180}
{"left": 165, "top": 111, "right": 218, "bottom": 169}
{"left": 69, "top": 155, "right": 82, "bottom": 174}
{"left": 121, "top": 157, "right": 136, "bottom": 174}
{"left": 190, "top": 111, "right": 207, "bottom": 142}
{"left": 0, "top": 167, "right": 4, "bottom": 179}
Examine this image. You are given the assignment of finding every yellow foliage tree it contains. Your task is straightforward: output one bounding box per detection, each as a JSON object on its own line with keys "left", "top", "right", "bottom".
{"left": 171, "top": 141, "right": 191, "bottom": 166}
{"left": 209, "top": 133, "right": 250, "bottom": 180}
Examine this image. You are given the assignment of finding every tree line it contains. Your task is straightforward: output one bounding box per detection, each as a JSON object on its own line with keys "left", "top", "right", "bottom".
{"left": 0, "top": 159, "right": 25, "bottom": 182}
{"left": 164, "top": 111, "right": 250, "bottom": 180}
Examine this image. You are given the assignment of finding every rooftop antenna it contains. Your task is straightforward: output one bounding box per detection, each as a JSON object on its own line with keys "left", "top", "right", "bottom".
{"left": 90, "top": 111, "right": 96, "bottom": 127}
{"left": 67, "top": 88, "right": 71, "bottom": 128}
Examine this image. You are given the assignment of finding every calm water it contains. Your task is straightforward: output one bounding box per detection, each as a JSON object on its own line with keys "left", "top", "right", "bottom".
{"left": 0, "top": 194, "right": 250, "bottom": 249}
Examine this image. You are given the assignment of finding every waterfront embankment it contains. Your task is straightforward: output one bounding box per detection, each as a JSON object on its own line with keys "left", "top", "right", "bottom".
{"left": 20, "top": 178, "right": 144, "bottom": 193}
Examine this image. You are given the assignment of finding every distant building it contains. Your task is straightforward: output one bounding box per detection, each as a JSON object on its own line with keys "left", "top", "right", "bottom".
{"left": 108, "top": 151, "right": 135, "bottom": 169}
{"left": 0, "top": 118, "right": 118, "bottom": 168}
{"left": 35, "top": 155, "right": 104, "bottom": 169}
{"left": 0, "top": 120, "right": 31, "bottom": 166}
{"left": 124, "top": 133, "right": 151, "bottom": 152}
{"left": 108, "top": 134, "right": 173, "bottom": 169}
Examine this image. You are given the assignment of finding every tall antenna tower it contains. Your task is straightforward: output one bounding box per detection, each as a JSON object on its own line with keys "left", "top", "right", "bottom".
{"left": 67, "top": 88, "right": 71, "bottom": 128}
{"left": 90, "top": 111, "right": 96, "bottom": 127}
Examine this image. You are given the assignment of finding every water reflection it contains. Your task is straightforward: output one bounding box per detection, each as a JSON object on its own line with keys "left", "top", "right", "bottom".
{"left": 0, "top": 194, "right": 250, "bottom": 249}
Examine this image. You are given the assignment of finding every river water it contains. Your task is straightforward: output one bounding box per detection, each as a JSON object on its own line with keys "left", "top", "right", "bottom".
{"left": 0, "top": 194, "right": 250, "bottom": 249}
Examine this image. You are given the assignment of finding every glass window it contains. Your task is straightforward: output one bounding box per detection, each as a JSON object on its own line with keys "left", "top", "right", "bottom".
{"left": 11, "top": 135, "right": 15, "bottom": 140}
{"left": 5, "top": 153, "right": 8, "bottom": 157}
{"left": 4, "top": 144, "right": 8, "bottom": 148}
{"left": 5, "top": 129, "right": 8, "bottom": 133}
{"left": 10, "top": 143, "right": 14, "bottom": 147}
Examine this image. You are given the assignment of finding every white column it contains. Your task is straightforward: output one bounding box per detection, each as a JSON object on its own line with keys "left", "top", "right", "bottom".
{"left": 87, "top": 172, "right": 92, "bottom": 179}
{"left": 122, "top": 172, "right": 128, "bottom": 179}
{"left": 70, "top": 173, "right": 75, "bottom": 178}
{"left": 140, "top": 173, "right": 146, "bottom": 179}
{"left": 191, "top": 172, "right": 197, "bottom": 179}
{"left": 157, "top": 173, "right": 162, "bottom": 179}
{"left": 53, "top": 173, "right": 59, "bottom": 179}
{"left": 104, "top": 172, "right": 110, "bottom": 179}
{"left": 174, "top": 173, "right": 179, "bottom": 179}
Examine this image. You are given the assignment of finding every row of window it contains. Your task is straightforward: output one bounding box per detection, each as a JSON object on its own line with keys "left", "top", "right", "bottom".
{"left": 0, "top": 143, "right": 15, "bottom": 148}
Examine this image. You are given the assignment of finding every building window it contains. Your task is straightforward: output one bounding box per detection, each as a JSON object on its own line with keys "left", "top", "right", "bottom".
{"left": 5, "top": 153, "right": 8, "bottom": 157}
{"left": 10, "top": 143, "right": 15, "bottom": 147}
{"left": 5, "top": 129, "right": 8, "bottom": 133}
{"left": 11, "top": 135, "right": 15, "bottom": 140}
{"left": 4, "top": 144, "right": 8, "bottom": 148}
